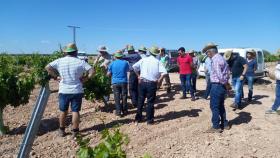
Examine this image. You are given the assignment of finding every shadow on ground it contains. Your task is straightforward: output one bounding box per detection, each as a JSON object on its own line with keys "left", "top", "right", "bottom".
{"left": 155, "top": 109, "right": 202, "bottom": 123}
{"left": 80, "top": 118, "right": 134, "bottom": 133}
{"left": 239, "top": 95, "right": 269, "bottom": 110}
{"left": 230, "top": 111, "right": 252, "bottom": 126}
{"left": 9, "top": 115, "right": 72, "bottom": 136}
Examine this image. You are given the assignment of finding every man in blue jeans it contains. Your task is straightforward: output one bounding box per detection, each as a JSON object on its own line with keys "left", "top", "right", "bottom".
{"left": 266, "top": 61, "right": 280, "bottom": 114}
{"left": 224, "top": 50, "right": 248, "bottom": 109}
{"left": 244, "top": 50, "right": 257, "bottom": 102}
{"left": 133, "top": 46, "right": 167, "bottom": 125}
{"left": 107, "top": 51, "right": 130, "bottom": 117}
{"left": 204, "top": 56, "right": 212, "bottom": 99}
{"left": 177, "top": 47, "right": 195, "bottom": 101}
{"left": 45, "top": 43, "right": 93, "bottom": 137}
{"left": 202, "top": 43, "right": 231, "bottom": 133}
{"left": 189, "top": 50, "right": 199, "bottom": 93}
{"left": 123, "top": 45, "right": 142, "bottom": 108}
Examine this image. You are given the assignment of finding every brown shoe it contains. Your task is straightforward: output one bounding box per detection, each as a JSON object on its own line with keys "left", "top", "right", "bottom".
{"left": 206, "top": 127, "right": 222, "bottom": 133}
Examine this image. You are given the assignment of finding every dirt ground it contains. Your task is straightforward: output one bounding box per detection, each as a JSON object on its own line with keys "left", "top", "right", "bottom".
{"left": 1, "top": 70, "right": 280, "bottom": 158}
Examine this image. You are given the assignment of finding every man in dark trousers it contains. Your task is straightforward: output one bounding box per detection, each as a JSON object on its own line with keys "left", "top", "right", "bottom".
{"left": 107, "top": 51, "right": 130, "bottom": 117}
{"left": 202, "top": 43, "right": 231, "bottom": 133}
{"left": 123, "top": 45, "right": 142, "bottom": 108}
{"left": 133, "top": 46, "right": 167, "bottom": 124}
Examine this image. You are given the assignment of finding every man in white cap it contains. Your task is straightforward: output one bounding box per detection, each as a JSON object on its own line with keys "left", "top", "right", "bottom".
{"left": 133, "top": 46, "right": 167, "bottom": 124}
{"left": 94, "top": 45, "right": 112, "bottom": 70}
{"left": 45, "top": 43, "right": 94, "bottom": 137}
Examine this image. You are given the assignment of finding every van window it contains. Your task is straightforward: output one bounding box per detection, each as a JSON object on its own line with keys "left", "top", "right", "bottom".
{"left": 257, "top": 51, "right": 263, "bottom": 63}
{"left": 219, "top": 52, "right": 239, "bottom": 58}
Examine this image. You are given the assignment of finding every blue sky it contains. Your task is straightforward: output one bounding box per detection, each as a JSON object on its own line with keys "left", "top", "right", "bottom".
{"left": 0, "top": 0, "right": 279, "bottom": 54}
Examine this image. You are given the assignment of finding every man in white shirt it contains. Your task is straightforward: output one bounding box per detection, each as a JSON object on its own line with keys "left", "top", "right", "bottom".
{"left": 133, "top": 46, "right": 167, "bottom": 124}
{"left": 45, "top": 43, "right": 93, "bottom": 137}
{"left": 266, "top": 60, "right": 280, "bottom": 114}
{"left": 94, "top": 45, "right": 112, "bottom": 70}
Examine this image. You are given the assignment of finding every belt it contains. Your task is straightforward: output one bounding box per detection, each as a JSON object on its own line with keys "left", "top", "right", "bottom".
{"left": 211, "top": 82, "right": 224, "bottom": 85}
{"left": 141, "top": 78, "right": 157, "bottom": 83}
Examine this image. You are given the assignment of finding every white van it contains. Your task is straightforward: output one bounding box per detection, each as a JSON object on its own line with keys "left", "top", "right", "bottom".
{"left": 198, "top": 48, "right": 265, "bottom": 79}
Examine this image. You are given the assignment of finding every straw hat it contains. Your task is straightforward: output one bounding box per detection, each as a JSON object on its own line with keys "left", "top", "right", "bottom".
{"left": 188, "top": 50, "right": 195, "bottom": 54}
{"left": 97, "top": 45, "right": 108, "bottom": 52}
{"left": 202, "top": 42, "right": 218, "bottom": 53}
{"left": 127, "top": 45, "right": 135, "bottom": 51}
{"left": 224, "top": 50, "right": 233, "bottom": 61}
{"left": 138, "top": 46, "right": 147, "bottom": 52}
{"left": 114, "top": 52, "right": 124, "bottom": 58}
{"left": 63, "top": 43, "right": 78, "bottom": 53}
{"left": 247, "top": 49, "right": 256, "bottom": 56}
{"left": 149, "top": 46, "right": 160, "bottom": 55}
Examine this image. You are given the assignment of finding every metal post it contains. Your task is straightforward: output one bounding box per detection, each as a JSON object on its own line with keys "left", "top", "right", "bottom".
{"left": 67, "top": 25, "right": 80, "bottom": 44}
{"left": 73, "top": 28, "right": 76, "bottom": 44}
{"left": 17, "top": 84, "right": 51, "bottom": 158}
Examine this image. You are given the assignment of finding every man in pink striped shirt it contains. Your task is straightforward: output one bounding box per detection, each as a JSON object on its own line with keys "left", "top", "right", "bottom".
{"left": 202, "top": 43, "right": 231, "bottom": 133}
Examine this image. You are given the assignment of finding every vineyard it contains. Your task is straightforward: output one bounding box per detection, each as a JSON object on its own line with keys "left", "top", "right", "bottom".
{"left": 1, "top": 53, "right": 280, "bottom": 158}
{"left": 0, "top": 52, "right": 112, "bottom": 144}
{"left": 0, "top": 53, "right": 61, "bottom": 135}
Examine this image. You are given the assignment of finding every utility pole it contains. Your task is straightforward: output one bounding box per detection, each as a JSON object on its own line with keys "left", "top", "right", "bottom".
{"left": 67, "top": 25, "right": 80, "bottom": 44}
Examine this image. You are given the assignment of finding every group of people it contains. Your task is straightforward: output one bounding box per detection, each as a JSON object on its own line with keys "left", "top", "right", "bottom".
{"left": 45, "top": 42, "right": 280, "bottom": 137}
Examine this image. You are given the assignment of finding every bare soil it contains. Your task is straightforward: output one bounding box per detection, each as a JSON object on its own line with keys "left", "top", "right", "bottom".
{"left": 1, "top": 71, "right": 280, "bottom": 158}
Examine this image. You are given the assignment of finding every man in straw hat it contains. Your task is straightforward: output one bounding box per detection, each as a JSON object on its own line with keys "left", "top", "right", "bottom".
{"left": 133, "top": 46, "right": 167, "bottom": 124}
{"left": 123, "top": 45, "right": 142, "bottom": 108}
{"left": 94, "top": 45, "right": 112, "bottom": 70}
{"left": 45, "top": 43, "right": 94, "bottom": 137}
{"left": 242, "top": 49, "right": 257, "bottom": 102}
{"left": 224, "top": 50, "right": 248, "bottom": 109}
{"left": 177, "top": 47, "right": 195, "bottom": 101}
{"left": 157, "top": 47, "right": 171, "bottom": 93}
{"left": 107, "top": 51, "right": 130, "bottom": 117}
{"left": 202, "top": 42, "right": 230, "bottom": 133}
{"left": 138, "top": 46, "right": 149, "bottom": 58}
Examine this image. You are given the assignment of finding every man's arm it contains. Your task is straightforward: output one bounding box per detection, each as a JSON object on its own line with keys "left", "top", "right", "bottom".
{"left": 45, "top": 65, "right": 59, "bottom": 79}
{"left": 240, "top": 64, "right": 248, "bottom": 80}
{"left": 158, "top": 61, "right": 167, "bottom": 82}
{"left": 93, "top": 54, "right": 101, "bottom": 65}
{"left": 132, "top": 60, "right": 141, "bottom": 74}
{"left": 254, "top": 60, "right": 258, "bottom": 72}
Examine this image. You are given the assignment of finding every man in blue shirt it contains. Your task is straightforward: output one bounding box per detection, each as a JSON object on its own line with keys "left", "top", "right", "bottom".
{"left": 244, "top": 50, "right": 257, "bottom": 102}
{"left": 107, "top": 51, "right": 130, "bottom": 117}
